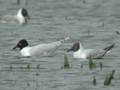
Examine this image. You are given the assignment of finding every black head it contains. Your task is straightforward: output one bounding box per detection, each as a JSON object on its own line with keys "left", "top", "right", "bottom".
{"left": 13, "top": 39, "right": 29, "bottom": 50}
{"left": 21, "top": 8, "right": 30, "bottom": 21}
{"left": 67, "top": 42, "right": 80, "bottom": 52}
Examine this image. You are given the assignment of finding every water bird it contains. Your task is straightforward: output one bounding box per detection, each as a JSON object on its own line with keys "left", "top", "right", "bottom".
{"left": 67, "top": 42, "right": 115, "bottom": 59}
{"left": 0, "top": 8, "right": 30, "bottom": 24}
{"left": 13, "top": 37, "right": 70, "bottom": 57}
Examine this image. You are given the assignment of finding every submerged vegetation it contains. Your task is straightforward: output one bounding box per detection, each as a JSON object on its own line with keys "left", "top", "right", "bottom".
{"left": 99, "top": 62, "right": 103, "bottom": 71}
{"left": 26, "top": 63, "right": 31, "bottom": 69}
{"left": 88, "top": 58, "right": 96, "bottom": 70}
{"left": 93, "top": 76, "right": 97, "bottom": 86}
{"left": 62, "top": 54, "right": 70, "bottom": 69}
{"left": 104, "top": 70, "right": 116, "bottom": 86}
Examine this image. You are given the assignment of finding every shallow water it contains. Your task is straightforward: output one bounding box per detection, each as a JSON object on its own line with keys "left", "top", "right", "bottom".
{"left": 0, "top": 0, "right": 120, "bottom": 90}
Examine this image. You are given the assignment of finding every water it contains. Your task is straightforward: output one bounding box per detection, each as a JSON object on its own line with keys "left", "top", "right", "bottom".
{"left": 0, "top": 0, "right": 120, "bottom": 90}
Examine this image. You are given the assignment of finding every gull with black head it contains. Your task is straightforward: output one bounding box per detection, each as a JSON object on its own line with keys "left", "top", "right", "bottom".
{"left": 0, "top": 8, "right": 30, "bottom": 24}
{"left": 67, "top": 42, "right": 115, "bottom": 59}
{"left": 13, "top": 37, "right": 70, "bottom": 57}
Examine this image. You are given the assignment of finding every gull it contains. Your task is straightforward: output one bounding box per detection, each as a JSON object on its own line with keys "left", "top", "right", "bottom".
{"left": 0, "top": 8, "right": 30, "bottom": 24}
{"left": 13, "top": 37, "right": 70, "bottom": 57}
{"left": 67, "top": 42, "right": 115, "bottom": 59}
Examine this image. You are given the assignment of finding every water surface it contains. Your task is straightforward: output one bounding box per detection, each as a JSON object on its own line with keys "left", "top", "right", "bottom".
{"left": 0, "top": 0, "right": 120, "bottom": 90}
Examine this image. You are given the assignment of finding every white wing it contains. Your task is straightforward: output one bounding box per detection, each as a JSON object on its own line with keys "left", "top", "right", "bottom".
{"left": 30, "top": 37, "right": 70, "bottom": 56}
{"left": 84, "top": 43, "right": 115, "bottom": 59}
{"left": 85, "top": 49, "right": 106, "bottom": 59}
{"left": 0, "top": 15, "right": 18, "bottom": 23}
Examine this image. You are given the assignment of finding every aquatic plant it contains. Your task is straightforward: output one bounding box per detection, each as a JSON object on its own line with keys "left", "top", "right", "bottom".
{"left": 93, "top": 76, "right": 97, "bottom": 86}
{"left": 63, "top": 55, "right": 70, "bottom": 68}
{"left": 82, "top": 0, "right": 86, "bottom": 4}
{"left": 36, "top": 64, "right": 40, "bottom": 69}
{"left": 25, "top": 0, "right": 28, "bottom": 5}
{"left": 104, "top": 70, "right": 115, "bottom": 86}
{"left": 17, "top": 0, "right": 20, "bottom": 5}
{"left": 80, "top": 64, "right": 83, "bottom": 69}
{"left": 116, "top": 31, "right": 120, "bottom": 35}
{"left": 26, "top": 64, "right": 31, "bottom": 69}
{"left": 9, "top": 64, "right": 13, "bottom": 71}
{"left": 27, "top": 82, "right": 30, "bottom": 86}
{"left": 99, "top": 62, "right": 103, "bottom": 71}
{"left": 88, "top": 58, "right": 96, "bottom": 70}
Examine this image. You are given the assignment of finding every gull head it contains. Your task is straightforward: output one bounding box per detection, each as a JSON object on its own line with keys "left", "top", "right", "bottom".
{"left": 17, "top": 8, "right": 30, "bottom": 24}
{"left": 67, "top": 42, "right": 80, "bottom": 52}
{"left": 13, "top": 39, "right": 29, "bottom": 50}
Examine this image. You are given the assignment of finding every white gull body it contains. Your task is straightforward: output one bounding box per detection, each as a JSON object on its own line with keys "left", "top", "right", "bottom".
{"left": 68, "top": 42, "right": 115, "bottom": 59}
{"left": 13, "top": 37, "right": 70, "bottom": 57}
{"left": 0, "top": 8, "right": 30, "bottom": 24}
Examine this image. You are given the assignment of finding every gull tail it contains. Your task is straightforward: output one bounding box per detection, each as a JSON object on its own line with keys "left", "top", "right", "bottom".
{"left": 60, "top": 37, "right": 70, "bottom": 43}
{"left": 100, "top": 43, "right": 115, "bottom": 58}
{"left": 50, "top": 37, "right": 70, "bottom": 47}
{"left": 103, "top": 43, "right": 115, "bottom": 52}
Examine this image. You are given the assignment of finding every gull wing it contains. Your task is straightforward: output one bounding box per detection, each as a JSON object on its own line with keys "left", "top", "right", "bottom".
{"left": 0, "top": 15, "right": 17, "bottom": 23}
{"left": 86, "top": 49, "right": 107, "bottom": 59}
{"left": 85, "top": 44, "right": 115, "bottom": 59}
{"left": 30, "top": 37, "right": 70, "bottom": 56}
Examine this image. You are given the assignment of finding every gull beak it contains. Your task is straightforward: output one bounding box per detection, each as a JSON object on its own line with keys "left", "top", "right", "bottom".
{"left": 12, "top": 46, "right": 17, "bottom": 50}
{"left": 25, "top": 15, "right": 30, "bottom": 23}
{"left": 12, "top": 44, "right": 19, "bottom": 50}
{"left": 26, "top": 14, "right": 30, "bottom": 20}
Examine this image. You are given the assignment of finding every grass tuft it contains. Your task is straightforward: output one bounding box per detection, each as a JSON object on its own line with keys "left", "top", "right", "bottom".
{"left": 104, "top": 70, "right": 115, "bottom": 86}
{"left": 63, "top": 55, "right": 70, "bottom": 69}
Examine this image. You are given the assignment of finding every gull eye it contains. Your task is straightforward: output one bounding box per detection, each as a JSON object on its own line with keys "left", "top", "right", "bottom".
{"left": 18, "top": 43, "right": 22, "bottom": 46}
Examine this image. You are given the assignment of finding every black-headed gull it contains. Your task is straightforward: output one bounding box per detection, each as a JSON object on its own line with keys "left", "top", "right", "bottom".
{"left": 67, "top": 42, "right": 115, "bottom": 59}
{"left": 13, "top": 37, "right": 70, "bottom": 57}
{"left": 0, "top": 8, "right": 30, "bottom": 24}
